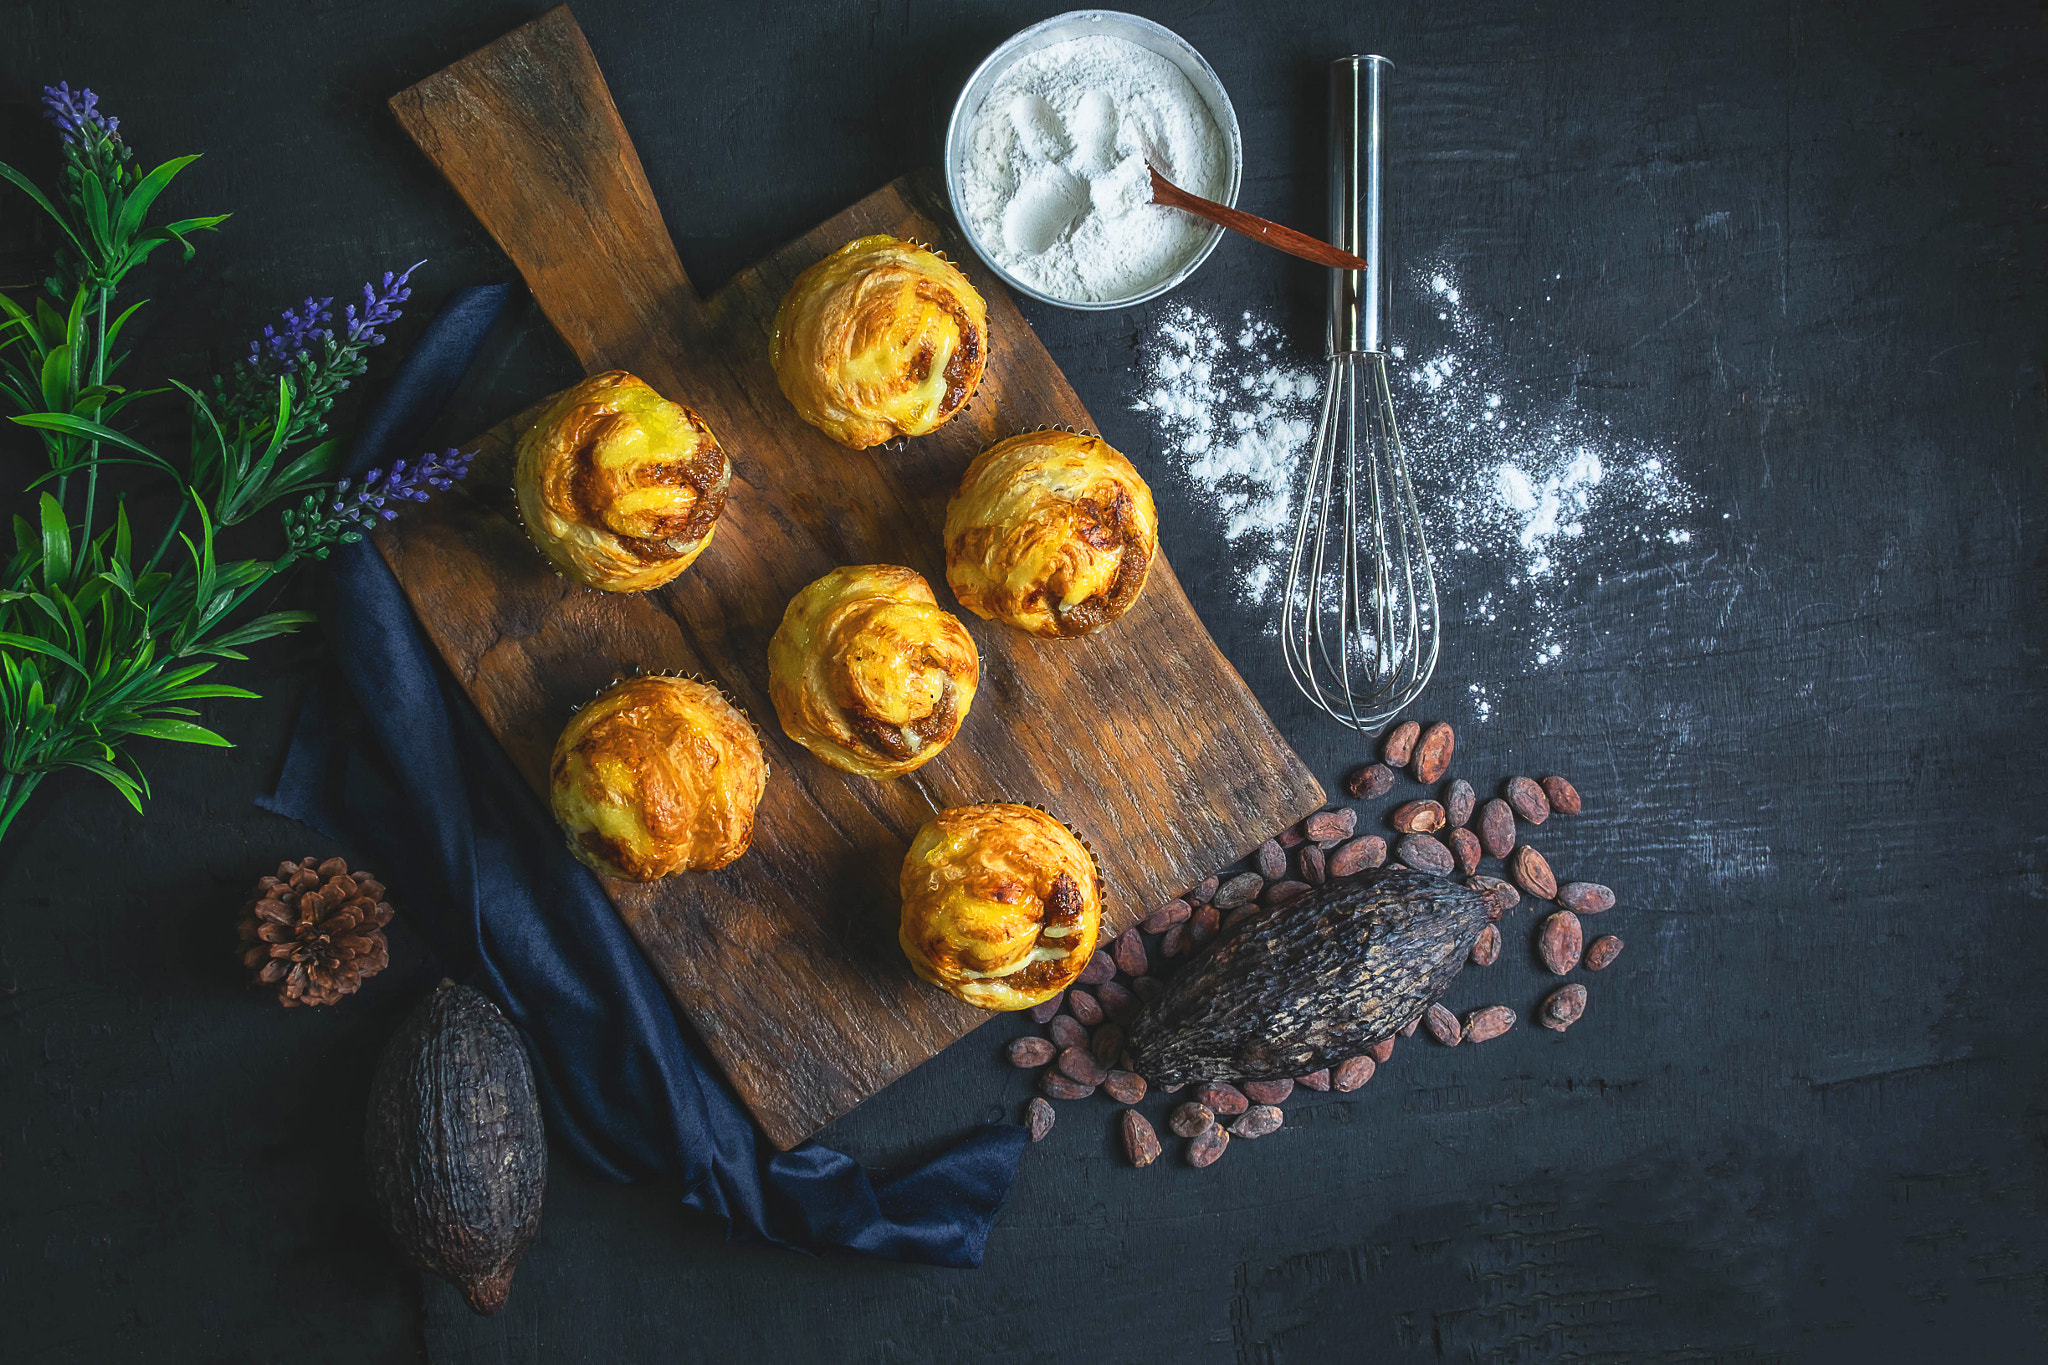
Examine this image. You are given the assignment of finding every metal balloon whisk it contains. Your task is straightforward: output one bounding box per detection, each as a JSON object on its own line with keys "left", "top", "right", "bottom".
{"left": 1280, "top": 55, "right": 1439, "bottom": 732}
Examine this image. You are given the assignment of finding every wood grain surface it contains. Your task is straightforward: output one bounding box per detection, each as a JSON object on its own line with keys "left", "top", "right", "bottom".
{"left": 381, "top": 5, "right": 1324, "bottom": 1150}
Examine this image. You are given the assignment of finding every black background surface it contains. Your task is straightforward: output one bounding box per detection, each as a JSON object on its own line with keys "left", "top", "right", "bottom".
{"left": 3, "top": 2, "right": 2046, "bottom": 1360}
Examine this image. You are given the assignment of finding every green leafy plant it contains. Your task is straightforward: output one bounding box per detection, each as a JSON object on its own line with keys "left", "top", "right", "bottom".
{"left": 0, "top": 84, "right": 470, "bottom": 843}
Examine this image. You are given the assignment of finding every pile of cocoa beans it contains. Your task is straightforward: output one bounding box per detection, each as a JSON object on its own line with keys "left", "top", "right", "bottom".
{"left": 1004, "top": 718, "right": 1627, "bottom": 1169}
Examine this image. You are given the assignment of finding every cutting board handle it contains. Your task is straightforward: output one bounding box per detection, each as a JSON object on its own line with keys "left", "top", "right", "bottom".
{"left": 389, "top": 4, "right": 709, "bottom": 367}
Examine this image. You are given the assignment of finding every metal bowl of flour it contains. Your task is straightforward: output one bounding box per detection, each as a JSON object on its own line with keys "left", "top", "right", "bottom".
{"left": 944, "top": 10, "right": 1244, "bottom": 311}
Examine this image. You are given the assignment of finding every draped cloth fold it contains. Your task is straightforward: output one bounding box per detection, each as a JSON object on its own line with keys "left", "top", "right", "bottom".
{"left": 260, "top": 285, "right": 1024, "bottom": 1267}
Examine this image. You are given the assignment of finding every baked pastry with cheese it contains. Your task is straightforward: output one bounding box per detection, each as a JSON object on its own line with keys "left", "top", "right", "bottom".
{"left": 943, "top": 429, "right": 1159, "bottom": 638}
{"left": 513, "top": 370, "right": 732, "bottom": 593}
{"left": 767, "top": 565, "right": 979, "bottom": 779}
{"left": 898, "top": 802, "right": 1101, "bottom": 1011}
{"left": 769, "top": 235, "right": 988, "bottom": 449}
{"left": 549, "top": 675, "right": 766, "bottom": 881}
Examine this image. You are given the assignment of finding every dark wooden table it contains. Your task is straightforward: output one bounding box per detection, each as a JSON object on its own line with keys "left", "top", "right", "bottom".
{"left": 3, "top": 2, "right": 2044, "bottom": 1360}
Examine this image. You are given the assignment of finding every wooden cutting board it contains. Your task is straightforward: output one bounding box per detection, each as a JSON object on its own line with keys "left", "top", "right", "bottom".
{"left": 382, "top": 5, "right": 1324, "bottom": 1149}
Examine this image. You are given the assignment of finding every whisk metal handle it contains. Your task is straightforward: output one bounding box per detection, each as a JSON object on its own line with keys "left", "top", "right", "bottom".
{"left": 1328, "top": 55, "right": 1391, "bottom": 357}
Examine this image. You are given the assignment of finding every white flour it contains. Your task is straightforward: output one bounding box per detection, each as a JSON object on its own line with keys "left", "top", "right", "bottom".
{"left": 1129, "top": 263, "right": 1699, "bottom": 680}
{"left": 960, "top": 36, "right": 1226, "bottom": 303}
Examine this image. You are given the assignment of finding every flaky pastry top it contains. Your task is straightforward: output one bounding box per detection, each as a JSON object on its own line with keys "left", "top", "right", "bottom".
{"left": 898, "top": 802, "right": 1101, "bottom": 1012}
{"left": 549, "top": 675, "right": 766, "bottom": 881}
{"left": 943, "top": 430, "right": 1159, "bottom": 638}
{"left": 769, "top": 235, "right": 988, "bottom": 450}
{"left": 514, "top": 370, "right": 732, "bottom": 593}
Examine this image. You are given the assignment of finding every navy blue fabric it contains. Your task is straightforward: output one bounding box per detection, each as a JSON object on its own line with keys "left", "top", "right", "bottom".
{"left": 260, "top": 285, "right": 1025, "bottom": 1267}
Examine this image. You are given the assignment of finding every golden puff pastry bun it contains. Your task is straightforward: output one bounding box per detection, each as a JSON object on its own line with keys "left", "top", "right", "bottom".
{"left": 944, "top": 429, "right": 1160, "bottom": 638}
{"left": 767, "top": 565, "right": 980, "bottom": 780}
{"left": 514, "top": 370, "right": 732, "bottom": 593}
{"left": 549, "top": 675, "right": 766, "bottom": 882}
{"left": 898, "top": 803, "right": 1102, "bottom": 1011}
{"left": 769, "top": 235, "right": 988, "bottom": 449}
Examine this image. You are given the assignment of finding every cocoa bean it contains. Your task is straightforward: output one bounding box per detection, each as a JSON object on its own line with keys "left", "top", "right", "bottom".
{"left": 1221, "top": 905, "right": 1259, "bottom": 934}
{"left": 1008, "top": 1036, "right": 1056, "bottom": 1068}
{"left": 1505, "top": 775, "right": 1550, "bottom": 825}
{"left": 1131, "top": 975, "right": 1164, "bottom": 1004}
{"left": 1328, "top": 835, "right": 1388, "bottom": 877}
{"left": 1161, "top": 1081, "right": 1187, "bottom": 1095}
{"left": 1412, "top": 722, "right": 1455, "bottom": 784}
{"left": 1122, "top": 1110, "right": 1162, "bottom": 1167}
{"left": 1188, "top": 875, "right": 1219, "bottom": 906}
{"left": 1368, "top": 1037, "right": 1396, "bottom": 1063}
{"left": 1058, "top": 1046, "right": 1106, "bottom": 1086}
{"left": 1040, "top": 1071, "right": 1094, "bottom": 1101}
{"left": 1196, "top": 1082, "right": 1249, "bottom": 1116}
{"left": 1096, "top": 980, "right": 1138, "bottom": 1022}
{"left": 1332, "top": 1055, "right": 1377, "bottom": 1091}
{"left": 1345, "top": 762, "right": 1397, "bottom": 799}
{"left": 1140, "top": 899, "right": 1191, "bottom": 934}
{"left": 1232, "top": 1104, "right": 1284, "bottom": 1139}
{"left": 1583, "top": 935, "right": 1624, "bottom": 970}
{"left": 1463, "top": 1005, "right": 1516, "bottom": 1043}
{"left": 1214, "top": 872, "right": 1264, "bottom": 909}
{"left": 1424, "top": 1002, "right": 1462, "bottom": 1045}
{"left": 1508, "top": 845, "right": 1558, "bottom": 900}
{"left": 1538, "top": 910, "right": 1584, "bottom": 975}
{"left": 1540, "top": 775, "right": 1582, "bottom": 815}
{"left": 1558, "top": 882, "right": 1615, "bottom": 915}
{"left": 1161, "top": 923, "right": 1190, "bottom": 959}
{"left": 1113, "top": 927, "right": 1148, "bottom": 977}
{"left": 1190, "top": 902, "right": 1221, "bottom": 946}
{"left": 1478, "top": 799, "right": 1517, "bottom": 859}
{"left": 1277, "top": 825, "right": 1306, "bottom": 848}
{"left": 1256, "top": 839, "right": 1288, "bottom": 880}
{"left": 1026, "top": 1096, "right": 1056, "bottom": 1141}
{"left": 1028, "top": 993, "right": 1064, "bottom": 1024}
{"left": 1047, "top": 1014, "right": 1088, "bottom": 1051}
{"left": 1381, "top": 719, "right": 1420, "bottom": 767}
{"left": 1078, "top": 951, "right": 1115, "bottom": 985}
{"left": 1089, "top": 1023, "right": 1126, "bottom": 1067}
{"left": 1539, "top": 983, "right": 1588, "bottom": 1031}
{"left": 1295, "top": 1068, "right": 1331, "bottom": 1092}
{"left": 1242, "top": 1078, "right": 1294, "bottom": 1104}
{"left": 1465, "top": 874, "right": 1520, "bottom": 919}
{"left": 1399, "top": 1017, "right": 1420, "bottom": 1038}
{"left": 1262, "top": 880, "right": 1312, "bottom": 908}
{"left": 1470, "top": 923, "right": 1501, "bottom": 966}
{"left": 1305, "top": 808, "right": 1358, "bottom": 844}
{"left": 1300, "top": 843, "right": 1327, "bottom": 885}
{"left": 1103, "top": 1070, "right": 1147, "bottom": 1104}
{"left": 1445, "top": 779, "right": 1476, "bottom": 829}
{"left": 1067, "top": 988, "right": 1104, "bottom": 1026}
{"left": 1396, "top": 833, "right": 1454, "bottom": 876}
{"left": 1449, "top": 828, "right": 1483, "bottom": 877}
{"left": 1390, "top": 800, "right": 1446, "bottom": 834}
{"left": 1170, "top": 1102, "right": 1216, "bottom": 1137}
{"left": 1187, "top": 1125, "right": 1230, "bottom": 1167}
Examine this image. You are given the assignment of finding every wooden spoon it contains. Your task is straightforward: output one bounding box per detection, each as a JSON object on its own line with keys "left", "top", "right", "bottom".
{"left": 1148, "top": 163, "right": 1369, "bottom": 272}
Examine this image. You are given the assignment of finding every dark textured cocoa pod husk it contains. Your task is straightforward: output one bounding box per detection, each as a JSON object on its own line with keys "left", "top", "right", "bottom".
{"left": 366, "top": 981, "right": 546, "bottom": 1317}
{"left": 1411, "top": 723, "right": 1455, "bottom": 784}
{"left": 1444, "top": 779, "right": 1476, "bottom": 829}
{"left": 1381, "top": 720, "right": 1420, "bottom": 768}
{"left": 1540, "top": 775, "right": 1582, "bottom": 815}
{"left": 1478, "top": 799, "right": 1517, "bottom": 859}
{"left": 1345, "top": 763, "right": 1397, "bottom": 800}
{"left": 1124, "top": 867, "right": 1490, "bottom": 1085}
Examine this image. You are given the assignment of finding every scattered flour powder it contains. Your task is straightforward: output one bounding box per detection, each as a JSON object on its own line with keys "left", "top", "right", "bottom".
{"left": 1130, "top": 263, "right": 1699, "bottom": 682}
{"left": 960, "top": 36, "right": 1226, "bottom": 303}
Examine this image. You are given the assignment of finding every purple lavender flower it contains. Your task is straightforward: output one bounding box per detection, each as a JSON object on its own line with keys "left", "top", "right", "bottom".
{"left": 40, "top": 83, "right": 119, "bottom": 146}
{"left": 331, "top": 448, "right": 477, "bottom": 527}
{"left": 342, "top": 262, "right": 423, "bottom": 346}
{"left": 249, "top": 296, "right": 334, "bottom": 372}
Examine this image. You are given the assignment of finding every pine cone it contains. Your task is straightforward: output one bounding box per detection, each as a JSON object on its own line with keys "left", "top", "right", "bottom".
{"left": 237, "top": 856, "right": 394, "bottom": 1007}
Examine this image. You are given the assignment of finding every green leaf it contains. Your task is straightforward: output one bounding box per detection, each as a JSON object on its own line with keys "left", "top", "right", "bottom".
{"left": 0, "top": 630, "right": 85, "bottom": 675}
{"left": 199, "top": 608, "right": 314, "bottom": 651}
{"left": 38, "top": 494, "right": 71, "bottom": 585}
{"left": 69, "top": 756, "right": 145, "bottom": 813}
{"left": 113, "top": 155, "right": 201, "bottom": 247}
{"left": 10, "top": 411, "right": 174, "bottom": 473}
{"left": 103, "top": 298, "right": 148, "bottom": 350}
{"left": 0, "top": 160, "right": 84, "bottom": 250}
{"left": 121, "top": 717, "right": 232, "bottom": 747}
{"left": 79, "top": 171, "right": 113, "bottom": 257}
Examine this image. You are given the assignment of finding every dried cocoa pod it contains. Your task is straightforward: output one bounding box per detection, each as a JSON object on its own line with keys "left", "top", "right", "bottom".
{"left": 1214, "top": 872, "right": 1264, "bottom": 910}
{"left": 1583, "top": 935, "right": 1624, "bottom": 970}
{"left": 1103, "top": 1070, "right": 1147, "bottom": 1105}
{"left": 1141, "top": 899, "right": 1191, "bottom": 934}
{"left": 1256, "top": 839, "right": 1288, "bottom": 881}
{"left": 1398, "top": 1017, "right": 1420, "bottom": 1038}
{"left": 1505, "top": 776, "right": 1550, "bottom": 825}
{"left": 1067, "top": 988, "right": 1104, "bottom": 1026}
{"left": 1558, "top": 882, "right": 1615, "bottom": 915}
{"left": 1295, "top": 1068, "right": 1331, "bottom": 1092}
{"left": 1161, "top": 923, "right": 1190, "bottom": 959}
{"left": 1188, "top": 875, "right": 1219, "bottom": 906}
{"left": 1328, "top": 835, "right": 1388, "bottom": 877}
{"left": 1197, "top": 1082, "right": 1249, "bottom": 1116}
{"left": 1170, "top": 1101, "right": 1217, "bottom": 1137}
{"left": 1242, "top": 1077, "right": 1294, "bottom": 1104}
{"left": 1187, "top": 1125, "right": 1230, "bottom": 1167}
{"left": 1539, "top": 983, "right": 1588, "bottom": 1031}
{"left": 1113, "top": 927, "right": 1149, "bottom": 977}
{"left": 1381, "top": 719, "right": 1420, "bottom": 767}
{"left": 1390, "top": 800, "right": 1446, "bottom": 834}
{"left": 1345, "top": 763, "right": 1397, "bottom": 799}
{"left": 1538, "top": 910, "right": 1584, "bottom": 975}
{"left": 1412, "top": 722, "right": 1455, "bottom": 784}
{"left": 1232, "top": 1104, "right": 1284, "bottom": 1139}
{"left": 1464, "top": 874, "right": 1520, "bottom": 919}
{"left": 1508, "top": 845, "right": 1558, "bottom": 900}
{"left": 1028, "top": 993, "right": 1064, "bottom": 1024}
{"left": 1305, "top": 808, "right": 1359, "bottom": 845}
{"left": 1122, "top": 1110, "right": 1162, "bottom": 1167}
{"left": 1047, "top": 1014, "right": 1088, "bottom": 1051}
{"left": 1058, "top": 1045, "right": 1107, "bottom": 1086}
{"left": 1078, "top": 951, "right": 1115, "bottom": 985}
{"left": 1469, "top": 923, "right": 1501, "bottom": 966}
{"left": 1008, "top": 1036, "right": 1056, "bottom": 1068}
{"left": 1096, "top": 980, "right": 1138, "bottom": 1023}
{"left": 1040, "top": 1070, "right": 1094, "bottom": 1101}
{"left": 1262, "top": 880, "right": 1312, "bottom": 908}
{"left": 1448, "top": 828, "right": 1482, "bottom": 877}
{"left": 1478, "top": 799, "right": 1516, "bottom": 859}
{"left": 1332, "top": 1055, "right": 1376, "bottom": 1091}
{"left": 1423, "top": 1002, "right": 1462, "bottom": 1045}
{"left": 1190, "top": 902, "right": 1221, "bottom": 947}
{"left": 1368, "top": 1037, "right": 1396, "bottom": 1063}
{"left": 1025, "top": 1096, "right": 1056, "bottom": 1141}
{"left": 1540, "top": 775, "right": 1582, "bottom": 815}
{"left": 1445, "top": 779, "right": 1476, "bottom": 828}
{"left": 1131, "top": 975, "right": 1164, "bottom": 1005}
{"left": 1300, "top": 843, "right": 1327, "bottom": 886}
{"left": 1462, "top": 1005, "right": 1516, "bottom": 1043}
{"left": 1395, "top": 833, "right": 1454, "bottom": 876}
